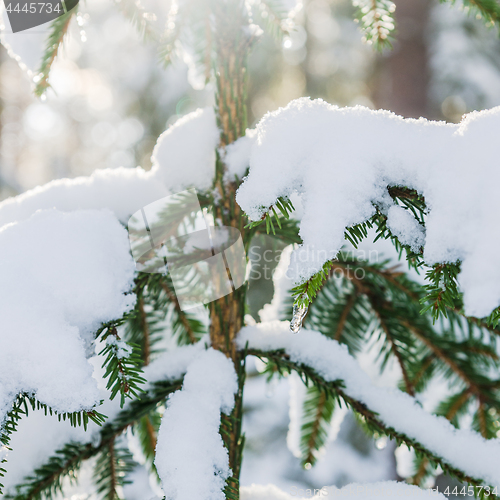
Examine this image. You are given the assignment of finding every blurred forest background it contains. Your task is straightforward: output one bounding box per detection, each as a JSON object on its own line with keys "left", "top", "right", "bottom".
{"left": 1, "top": 0, "right": 500, "bottom": 496}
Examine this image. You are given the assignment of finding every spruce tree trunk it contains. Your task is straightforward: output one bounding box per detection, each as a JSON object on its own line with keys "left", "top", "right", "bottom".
{"left": 209, "top": 1, "right": 253, "bottom": 495}
{"left": 373, "top": 0, "right": 432, "bottom": 118}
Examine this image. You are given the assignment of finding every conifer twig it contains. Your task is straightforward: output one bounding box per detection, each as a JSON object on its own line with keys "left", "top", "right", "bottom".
{"left": 160, "top": 281, "right": 197, "bottom": 344}
{"left": 249, "top": 349, "right": 493, "bottom": 492}
{"left": 35, "top": 10, "right": 76, "bottom": 96}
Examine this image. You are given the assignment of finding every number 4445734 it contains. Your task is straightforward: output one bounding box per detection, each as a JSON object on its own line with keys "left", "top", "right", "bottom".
{"left": 443, "top": 486, "right": 498, "bottom": 497}
{"left": 5, "top": 3, "right": 63, "bottom": 14}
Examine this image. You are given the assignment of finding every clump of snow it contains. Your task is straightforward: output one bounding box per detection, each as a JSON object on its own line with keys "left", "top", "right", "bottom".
{"left": 1, "top": 407, "right": 94, "bottom": 490}
{"left": 155, "top": 348, "right": 238, "bottom": 500}
{"left": 236, "top": 98, "right": 500, "bottom": 317}
{"left": 0, "top": 108, "right": 220, "bottom": 228}
{"left": 395, "top": 445, "right": 416, "bottom": 479}
{"left": 142, "top": 336, "right": 210, "bottom": 387}
{"left": 105, "top": 334, "right": 133, "bottom": 359}
{"left": 0, "top": 209, "right": 136, "bottom": 426}
{"left": 237, "top": 321, "right": 500, "bottom": 487}
{"left": 152, "top": 107, "right": 220, "bottom": 193}
{"left": 386, "top": 205, "right": 425, "bottom": 252}
{"left": 0, "top": 167, "right": 168, "bottom": 227}
{"left": 2, "top": 340, "right": 131, "bottom": 494}
{"left": 224, "top": 128, "right": 258, "bottom": 182}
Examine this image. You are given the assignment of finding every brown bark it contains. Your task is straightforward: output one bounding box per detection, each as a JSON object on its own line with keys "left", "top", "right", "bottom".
{"left": 208, "top": 1, "right": 256, "bottom": 491}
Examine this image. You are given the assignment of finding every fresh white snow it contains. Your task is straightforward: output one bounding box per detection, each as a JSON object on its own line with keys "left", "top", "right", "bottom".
{"left": 155, "top": 348, "right": 238, "bottom": 500}
{"left": 236, "top": 98, "right": 500, "bottom": 317}
{"left": 237, "top": 321, "right": 500, "bottom": 487}
{"left": 224, "top": 128, "right": 258, "bottom": 182}
{"left": 386, "top": 205, "right": 425, "bottom": 253}
{"left": 0, "top": 209, "right": 136, "bottom": 426}
{"left": 142, "top": 336, "right": 210, "bottom": 387}
{"left": 0, "top": 108, "right": 220, "bottom": 228}
{"left": 151, "top": 107, "right": 220, "bottom": 193}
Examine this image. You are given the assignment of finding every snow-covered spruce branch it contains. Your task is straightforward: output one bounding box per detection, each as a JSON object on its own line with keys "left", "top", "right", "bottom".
{"left": 459, "top": 0, "right": 500, "bottom": 25}
{"left": 3, "top": 378, "right": 184, "bottom": 500}
{"left": 352, "top": 0, "right": 396, "bottom": 49}
{"left": 94, "top": 438, "right": 136, "bottom": 500}
{"left": 301, "top": 252, "right": 500, "bottom": 433}
{"left": 253, "top": 194, "right": 467, "bottom": 329}
{"left": 259, "top": 350, "right": 483, "bottom": 483}
{"left": 297, "top": 384, "right": 336, "bottom": 467}
{"left": 237, "top": 322, "right": 500, "bottom": 490}
{"left": 154, "top": 349, "right": 238, "bottom": 500}
{"left": 127, "top": 273, "right": 207, "bottom": 350}
{"left": 99, "top": 327, "right": 146, "bottom": 408}
{"left": 319, "top": 255, "right": 500, "bottom": 339}
{"left": 236, "top": 98, "right": 500, "bottom": 320}
{"left": 0, "top": 397, "right": 107, "bottom": 495}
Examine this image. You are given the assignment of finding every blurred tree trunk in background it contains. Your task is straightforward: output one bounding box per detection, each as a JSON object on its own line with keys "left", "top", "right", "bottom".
{"left": 372, "top": 0, "right": 433, "bottom": 119}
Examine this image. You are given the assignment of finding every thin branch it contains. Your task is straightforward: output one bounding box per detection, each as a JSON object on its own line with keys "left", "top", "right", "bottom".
{"left": 334, "top": 293, "right": 357, "bottom": 342}
{"left": 10, "top": 380, "right": 183, "bottom": 499}
{"left": 446, "top": 389, "right": 472, "bottom": 421}
{"left": 108, "top": 439, "right": 118, "bottom": 500}
{"left": 145, "top": 416, "right": 157, "bottom": 454}
{"left": 35, "top": 11, "right": 75, "bottom": 96}
{"left": 371, "top": 306, "right": 415, "bottom": 396}
{"left": 138, "top": 297, "right": 151, "bottom": 365}
{"left": 249, "top": 349, "right": 488, "bottom": 490}
{"left": 477, "top": 397, "right": 488, "bottom": 439}
{"left": 388, "top": 186, "right": 424, "bottom": 202}
{"left": 401, "top": 320, "right": 474, "bottom": 389}
{"left": 160, "top": 281, "right": 196, "bottom": 344}
{"left": 411, "top": 458, "right": 429, "bottom": 486}
{"left": 305, "top": 390, "right": 326, "bottom": 465}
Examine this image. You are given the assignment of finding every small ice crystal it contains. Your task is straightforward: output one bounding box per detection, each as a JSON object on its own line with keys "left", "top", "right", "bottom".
{"left": 289, "top": 304, "right": 308, "bottom": 333}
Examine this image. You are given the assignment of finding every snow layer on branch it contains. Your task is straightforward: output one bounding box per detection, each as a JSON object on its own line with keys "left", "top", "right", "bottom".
{"left": 0, "top": 209, "right": 135, "bottom": 425}
{"left": 237, "top": 321, "right": 500, "bottom": 487}
{"left": 386, "top": 205, "right": 425, "bottom": 253}
{"left": 235, "top": 98, "right": 500, "bottom": 317}
{"left": 155, "top": 348, "right": 238, "bottom": 500}
{"left": 241, "top": 482, "right": 447, "bottom": 500}
{"left": 0, "top": 108, "right": 219, "bottom": 227}
{"left": 224, "top": 128, "right": 257, "bottom": 181}
{"left": 152, "top": 108, "right": 219, "bottom": 192}
{"left": 142, "top": 336, "right": 210, "bottom": 386}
